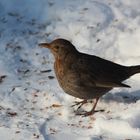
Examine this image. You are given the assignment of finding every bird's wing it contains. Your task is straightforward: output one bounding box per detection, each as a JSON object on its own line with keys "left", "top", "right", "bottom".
{"left": 72, "top": 54, "right": 131, "bottom": 88}
{"left": 94, "top": 80, "right": 130, "bottom": 88}
{"left": 78, "top": 70, "right": 131, "bottom": 88}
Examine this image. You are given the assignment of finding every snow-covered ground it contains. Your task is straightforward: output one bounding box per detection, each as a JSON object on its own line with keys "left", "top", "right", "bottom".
{"left": 0, "top": 0, "right": 140, "bottom": 139}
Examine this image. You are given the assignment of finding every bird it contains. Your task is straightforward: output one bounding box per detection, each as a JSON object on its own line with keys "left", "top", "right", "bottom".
{"left": 39, "top": 38, "right": 140, "bottom": 116}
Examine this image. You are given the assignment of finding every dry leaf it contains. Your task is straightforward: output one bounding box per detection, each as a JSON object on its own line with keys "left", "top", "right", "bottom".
{"left": 51, "top": 104, "right": 62, "bottom": 108}
{"left": 7, "top": 112, "right": 17, "bottom": 117}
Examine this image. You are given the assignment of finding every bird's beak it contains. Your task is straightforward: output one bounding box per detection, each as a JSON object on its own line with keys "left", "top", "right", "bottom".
{"left": 38, "top": 43, "right": 51, "bottom": 48}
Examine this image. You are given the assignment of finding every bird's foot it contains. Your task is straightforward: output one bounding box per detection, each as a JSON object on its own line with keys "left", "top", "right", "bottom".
{"left": 76, "top": 109, "right": 105, "bottom": 117}
{"left": 71, "top": 100, "right": 87, "bottom": 110}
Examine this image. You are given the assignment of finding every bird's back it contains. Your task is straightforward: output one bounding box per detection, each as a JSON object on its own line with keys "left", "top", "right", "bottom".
{"left": 76, "top": 53, "right": 130, "bottom": 82}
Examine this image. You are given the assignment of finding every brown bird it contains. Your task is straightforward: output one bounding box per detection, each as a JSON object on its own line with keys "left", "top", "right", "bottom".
{"left": 39, "top": 38, "right": 140, "bottom": 116}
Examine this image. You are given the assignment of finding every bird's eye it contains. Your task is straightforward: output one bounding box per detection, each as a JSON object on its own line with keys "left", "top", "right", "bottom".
{"left": 53, "top": 45, "right": 60, "bottom": 52}
{"left": 55, "top": 45, "right": 59, "bottom": 49}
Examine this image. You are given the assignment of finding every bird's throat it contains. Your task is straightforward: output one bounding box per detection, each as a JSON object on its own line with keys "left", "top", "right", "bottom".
{"left": 54, "top": 57, "right": 64, "bottom": 79}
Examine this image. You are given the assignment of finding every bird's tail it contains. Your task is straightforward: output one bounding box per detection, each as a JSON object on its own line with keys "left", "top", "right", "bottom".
{"left": 129, "top": 65, "right": 140, "bottom": 76}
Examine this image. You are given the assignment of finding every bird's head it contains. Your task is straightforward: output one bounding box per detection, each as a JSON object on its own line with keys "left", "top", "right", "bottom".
{"left": 39, "top": 38, "right": 77, "bottom": 58}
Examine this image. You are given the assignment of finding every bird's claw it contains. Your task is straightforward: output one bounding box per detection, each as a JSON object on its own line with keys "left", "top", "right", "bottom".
{"left": 76, "top": 110, "right": 94, "bottom": 117}
{"left": 71, "top": 100, "right": 87, "bottom": 110}
{"left": 71, "top": 101, "right": 82, "bottom": 107}
{"left": 75, "top": 109, "right": 105, "bottom": 117}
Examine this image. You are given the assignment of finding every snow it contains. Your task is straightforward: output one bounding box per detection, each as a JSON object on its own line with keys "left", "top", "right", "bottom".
{"left": 0, "top": 0, "right": 140, "bottom": 140}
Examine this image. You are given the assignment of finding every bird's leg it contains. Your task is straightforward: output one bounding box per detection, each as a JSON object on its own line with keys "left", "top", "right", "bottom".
{"left": 82, "top": 97, "right": 99, "bottom": 116}
{"left": 77, "top": 97, "right": 104, "bottom": 116}
{"left": 71, "top": 99, "right": 87, "bottom": 110}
